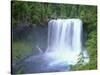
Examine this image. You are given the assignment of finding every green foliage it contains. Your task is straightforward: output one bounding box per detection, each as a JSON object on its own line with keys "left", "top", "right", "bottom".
{"left": 70, "top": 5, "right": 97, "bottom": 70}
{"left": 12, "top": 40, "right": 33, "bottom": 63}
{"left": 12, "top": 1, "right": 97, "bottom": 26}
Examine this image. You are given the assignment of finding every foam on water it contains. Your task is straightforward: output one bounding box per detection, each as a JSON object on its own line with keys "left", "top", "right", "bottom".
{"left": 44, "top": 19, "right": 89, "bottom": 66}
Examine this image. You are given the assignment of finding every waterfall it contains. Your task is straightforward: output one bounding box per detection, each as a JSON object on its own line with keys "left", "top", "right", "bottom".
{"left": 44, "top": 19, "right": 89, "bottom": 66}
{"left": 14, "top": 19, "right": 90, "bottom": 73}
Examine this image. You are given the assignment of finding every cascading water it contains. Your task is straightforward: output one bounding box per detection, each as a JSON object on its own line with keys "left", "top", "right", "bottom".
{"left": 44, "top": 19, "right": 89, "bottom": 67}
{"left": 13, "top": 19, "right": 90, "bottom": 73}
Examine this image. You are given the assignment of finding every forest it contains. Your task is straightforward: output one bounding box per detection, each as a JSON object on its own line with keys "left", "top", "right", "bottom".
{"left": 12, "top": 1, "right": 97, "bottom": 73}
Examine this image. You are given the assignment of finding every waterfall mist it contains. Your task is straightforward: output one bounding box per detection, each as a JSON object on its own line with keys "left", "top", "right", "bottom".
{"left": 13, "top": 19, "right": 90, "bottom": 73}
{"left": 44, "top": 19, "right": 89, "bottom": 67}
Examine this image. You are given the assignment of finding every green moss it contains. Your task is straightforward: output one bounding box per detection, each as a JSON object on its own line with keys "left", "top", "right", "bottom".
{"left": 12, "top": 41, "right": 33, "bottom": 63}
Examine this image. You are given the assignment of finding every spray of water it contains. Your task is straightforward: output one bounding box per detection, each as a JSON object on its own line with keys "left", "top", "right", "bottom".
{"left": 44, "top": 19, "right": 89, "bottom": 67}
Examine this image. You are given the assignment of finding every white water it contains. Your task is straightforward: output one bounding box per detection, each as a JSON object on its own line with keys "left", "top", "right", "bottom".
{"left": 44, "top": 19, "right": 89, "bottom": 66}
{"left": 20, "top": 19, "right": 90, "bottom": 73}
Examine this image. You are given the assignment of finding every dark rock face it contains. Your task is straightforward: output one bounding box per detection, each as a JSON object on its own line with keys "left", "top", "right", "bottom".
{"left": 13, "top": 25, "right": 48, "bottom": 51}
